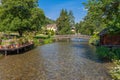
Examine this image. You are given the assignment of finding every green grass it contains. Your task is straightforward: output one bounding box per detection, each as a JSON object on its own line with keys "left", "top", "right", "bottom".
{"left": 33, "top": 35, "right": 54, "bottom": 46}
{"left": 43, "top": 38, "right": 53, "bottom": 44}
{"left": 34, "top": 34, "right": 49, "bottom": 39}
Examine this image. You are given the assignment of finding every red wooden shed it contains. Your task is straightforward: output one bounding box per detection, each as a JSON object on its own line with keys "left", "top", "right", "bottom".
{"left": 99, "top": 28, "right": 120, "bottom": 47}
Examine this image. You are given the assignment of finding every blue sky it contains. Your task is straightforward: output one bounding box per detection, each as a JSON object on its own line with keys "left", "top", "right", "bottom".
{"left": 38, "top": 0, "right": 88, "bottom": 23}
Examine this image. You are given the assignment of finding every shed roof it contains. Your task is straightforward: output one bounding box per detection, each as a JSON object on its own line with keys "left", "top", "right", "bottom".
{"left": 99, "top": 27, "right": 120, "bottom": 36}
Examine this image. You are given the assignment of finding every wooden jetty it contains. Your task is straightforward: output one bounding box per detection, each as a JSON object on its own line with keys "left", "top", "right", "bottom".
{"left": 0, "top": 43, "right": 34, "bottom": 56}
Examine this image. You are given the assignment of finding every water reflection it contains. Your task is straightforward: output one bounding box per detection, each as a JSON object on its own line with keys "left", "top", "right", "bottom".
{"left": 0, "top": 42, "right": 111, "bottom": 80}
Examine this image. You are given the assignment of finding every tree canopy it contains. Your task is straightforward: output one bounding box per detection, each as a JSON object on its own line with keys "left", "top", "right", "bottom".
{"left": 0, "top": 0, "right": 45, "bottom": 36}
{"left": 56, "top": 9, "right": 75, "bottom": 34}
{"left": 76, "top": 0, "right": 120, "bottom": 35}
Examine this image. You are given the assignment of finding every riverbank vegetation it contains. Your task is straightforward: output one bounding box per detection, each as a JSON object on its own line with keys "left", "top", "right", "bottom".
{"left": 96, "top": 47, "right": 120, "bottom": 60}
{"left": 75, "top": 0, "right": 120, "bottom": 79}
{"left": 110, "top": 60, "right": 120, "bottom": 80}
{"left": 34, "top": 33, "right": 54, "bottom": 46}
{"left": 89, "top": 32, "right": 99, "bottom": 46}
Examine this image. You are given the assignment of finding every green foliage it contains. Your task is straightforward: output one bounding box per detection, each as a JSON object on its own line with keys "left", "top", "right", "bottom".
{"left": 34, "top": 34, "right": 49, "bottom": 39}
{"left": 33, "top": 38, "right": 40, "bottom": 46}
{"left": 111, "top": 48, "right": 120, "bottom": 60}
{"left": 96, "top": 46, "right": 110, "bottom": 59}
{"left": 89, "top": 32, "right": 99, "bottom": 46}
{"left": 110, "top": 60, "right": 120, "bottom": 80}
{"left": 43, "top": 38, "right": 53, "bottom": 44}
{"left": 45, "top": 17, "right": 55, "bottom": 24}
{"left": 56, "top": 9, "right": 75, "bottom": 34}
{"left": 76, "top": 0, "right": 120, "bottom": 35}
{"left": 0, "top": 0, "right": 45, "bottom": 36}
{"left": 33, "top": 34, "right": 54, "bottom": 45}
{"left": 34, "top": 37, "right": 53, "bottom": 46}
{"left": 96, "top": 47, "right": 120, "bottom": 60}
{"left": 30, "top": 8, "right": 45, "bottom": 31}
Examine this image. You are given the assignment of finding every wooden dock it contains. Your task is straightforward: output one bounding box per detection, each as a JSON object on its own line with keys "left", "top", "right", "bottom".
{"left": 0, "top": 43, "right": 34, "bottom": 56}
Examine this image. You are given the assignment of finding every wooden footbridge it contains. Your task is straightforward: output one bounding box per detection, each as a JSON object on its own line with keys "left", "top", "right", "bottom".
{"left": 53, "top": 34, "right": 91, "bottom": 41}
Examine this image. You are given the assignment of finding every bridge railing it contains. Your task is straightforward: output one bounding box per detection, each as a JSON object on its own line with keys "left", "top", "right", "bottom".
{"left": 53, "top": 35, "right": 91, "bottom": 39}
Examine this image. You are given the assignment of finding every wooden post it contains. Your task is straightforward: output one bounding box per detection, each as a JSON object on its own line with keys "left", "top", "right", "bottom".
{"left": 5, "top": 50, "right": 7, "bottom": 56}
{"left": 17, "top": 49, "right": 19, "bottom": 54}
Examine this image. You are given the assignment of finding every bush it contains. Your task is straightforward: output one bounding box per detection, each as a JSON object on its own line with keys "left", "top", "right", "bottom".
{"left": 34, "top": 34, "right": 49, "bottom": 39}
{"left": 96, "top": 47, "right": 120, "bottom": 60}
{"left": 112, "top": 48, "right": 120, "bottom": 60}
{"left": 110, "top": 60, "right": 120, "bottom": 80}
{"left": 33, "top": 38, "right": 41, "bottom": 46}
{"left": 89, "top": 32, "right": 100, "bottom": 46}
{"left": 43, "top": 38, "right": 53, "bottom": 44}
{"left": 96, "top": 46, "right": 110, "bottom": 59}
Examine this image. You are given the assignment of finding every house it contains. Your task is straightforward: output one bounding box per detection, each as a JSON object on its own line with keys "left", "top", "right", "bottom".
{"left": 46, "top": 24, "right": 57, "bottom": 32}
{"left": 71, "top": 26, "right": 76, "bottom": 33}
{"left": 99, "top": 28, "right": 120, "bottom": 46}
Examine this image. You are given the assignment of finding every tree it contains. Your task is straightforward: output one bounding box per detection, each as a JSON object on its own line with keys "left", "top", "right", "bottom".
{"left": 30, "top": 7, "right": 45, "bottom": 31}
{"left": 84, "top": 0, "right": 120, "bottom": 33}
{"left": 45, "top": 17, "right": 55, "bottom": 25}
{"left": 0, "top": 0, "right": 45, "bottom": 36}
{"left": 56, "top": 9, "right": 75, "bottom": 34}
{"left": 68, "top": 10, "right": 75, "bottom": 27}
{"left": 76, "top": 0, "right": 120, "bottom": 35}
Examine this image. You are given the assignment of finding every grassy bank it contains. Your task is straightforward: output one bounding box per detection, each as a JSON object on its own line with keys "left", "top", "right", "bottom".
{"left": 33, "top": 34, "right": 54, "bottom": 46}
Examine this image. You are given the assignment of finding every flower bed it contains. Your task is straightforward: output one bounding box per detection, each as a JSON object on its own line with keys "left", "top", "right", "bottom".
{"left": 0, "top": 38, "right": 33, "bottom": 49}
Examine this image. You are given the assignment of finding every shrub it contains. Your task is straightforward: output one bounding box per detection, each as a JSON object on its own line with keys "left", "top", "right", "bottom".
{"left": 96, "top": 46, "right": 110, "bottom": 59}
{"left": 43, "top": 38, "right": 53, "bottom": 44}
{"left": 34, "top": 34, "right": 49, "bottom": 39}
{"left": 89, "top": 32, "right": 100, "bottom": 46}
{"left": 112, "top": 48, "right": 120, "bottom": 60}
{"left": 96, "top": 47, "right": 120, "bottom": 60}
{"left": 33, "top": 38, "right": 40, "bottom": 46}
{"left": 110, "top": 60, "right": 120, "bottom": 80}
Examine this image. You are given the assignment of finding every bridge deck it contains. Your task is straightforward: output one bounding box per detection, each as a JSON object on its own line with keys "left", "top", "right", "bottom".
{"left": 54, "top": 35, "right": 91, "bottom": 39}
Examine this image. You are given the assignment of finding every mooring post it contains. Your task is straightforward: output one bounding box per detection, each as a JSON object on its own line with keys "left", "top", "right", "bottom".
{"left": 17, "top": 49, "right": 19, "bottom": 54}
{"left": 5, "top": 50, "right": 7, "bottom": 56}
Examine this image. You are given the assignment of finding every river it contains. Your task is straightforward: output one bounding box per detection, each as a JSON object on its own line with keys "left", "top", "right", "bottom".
{"left": 0, "top": 42, "right": 112, "bottom": 80}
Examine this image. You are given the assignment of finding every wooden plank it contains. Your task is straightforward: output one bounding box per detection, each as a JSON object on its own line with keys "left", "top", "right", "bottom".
{"left": 0, "top": 43, "right": 34, "bottom": 55}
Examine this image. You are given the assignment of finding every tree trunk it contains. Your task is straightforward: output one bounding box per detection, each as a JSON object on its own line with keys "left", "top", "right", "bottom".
{"left": 18, "top": 31, "right": 23, "bottom": 37}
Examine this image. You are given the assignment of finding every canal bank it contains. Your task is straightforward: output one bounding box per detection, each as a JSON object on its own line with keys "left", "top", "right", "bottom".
{"left": 0, "top": 42, "right": 112, "bottom": 80}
